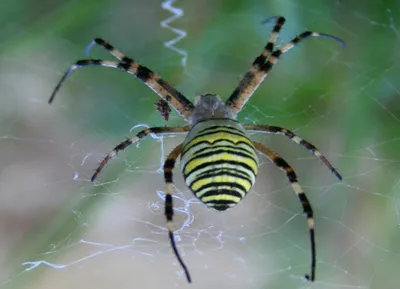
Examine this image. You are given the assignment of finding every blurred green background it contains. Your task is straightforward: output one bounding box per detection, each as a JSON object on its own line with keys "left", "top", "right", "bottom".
{"left": 1, "top": 0, "right": 399, "bottom": 288}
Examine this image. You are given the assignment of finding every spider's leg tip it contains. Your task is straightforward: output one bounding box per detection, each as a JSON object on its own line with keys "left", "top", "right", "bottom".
{"left": 85, "top": 40, "right": 97, "bottom": 57}
{"left": 318, "top": 33, "right": 347, "bottom": 48}
{"left": 338, "top": 40, "right": 347, "bottom": 48}
{"left": 90, "top": 174, "right": 97, "bottom": 183}
{"left": 48, "top": 94, "right": 56, "bottom": 104}
{"left": 261, "top": 15, "right": 280, "bottom": 25}
{"left": 304, "top": 274, "right": 314, "bottom": 282}
{"left": 334, "top": 170, "right": 343, "bottom": 181}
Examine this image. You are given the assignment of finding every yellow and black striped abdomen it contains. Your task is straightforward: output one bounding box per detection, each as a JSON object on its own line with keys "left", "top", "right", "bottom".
{"left": 181, "top": 119, "right": 258, "bottom": 211}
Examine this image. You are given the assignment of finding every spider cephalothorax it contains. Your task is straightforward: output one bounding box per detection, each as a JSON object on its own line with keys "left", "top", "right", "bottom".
{"left": 49, "top": 16, "right": 344, "bottom": 284}
{"left": 189, "top": 93, "right": 236, "bottom": 123}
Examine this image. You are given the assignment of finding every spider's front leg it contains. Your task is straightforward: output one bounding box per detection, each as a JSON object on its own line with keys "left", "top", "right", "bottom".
{"left": 226, "top": 16, "right": 345, "bottom": 115}
{"left": 48, "top": 38, "right": 195, "bottom": 120}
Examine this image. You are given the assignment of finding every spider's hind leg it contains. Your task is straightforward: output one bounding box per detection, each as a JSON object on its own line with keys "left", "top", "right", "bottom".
{"left": 164, "top": 144, "right": 192, "bottom": 283}
{"left": 253, "top": 141, "right": 316, "bottom": 282}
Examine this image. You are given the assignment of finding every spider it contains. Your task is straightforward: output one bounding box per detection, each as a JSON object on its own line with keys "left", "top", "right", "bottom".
{"left": 49, "top": 16, "right": 345, "bottom": 283}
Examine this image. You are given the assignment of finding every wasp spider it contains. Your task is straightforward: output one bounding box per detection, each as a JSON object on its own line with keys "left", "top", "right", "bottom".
{"left": 49, "top": 16, "right": 345, "bottom": 283}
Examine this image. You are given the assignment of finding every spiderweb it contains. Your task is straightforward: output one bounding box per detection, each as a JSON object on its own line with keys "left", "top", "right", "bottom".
{"left": 1, "top": 0, "right": 399, "bottom": 288}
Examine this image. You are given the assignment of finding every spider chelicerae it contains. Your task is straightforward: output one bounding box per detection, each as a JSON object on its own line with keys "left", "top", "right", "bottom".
{"left": 49, "top": 16, "right": 345, "bottom": 283}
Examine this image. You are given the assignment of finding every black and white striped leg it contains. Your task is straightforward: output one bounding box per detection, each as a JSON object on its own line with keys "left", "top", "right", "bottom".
{"left": 244, "top": 124, "right": 342, "bottom": 180}
{"left": 261, "top": 30, "right": 345, "bottom": 76}
{"left": 226, "top": 16, "right": 345, "bottom": 115}
{"left": 48, "top": 59, "right": 112, "bottom": 104}
{"left": 253, "top": 141, "right": 316, "bottom": 282}
{"left": 163, "top": 144, "right": 192, "bottom": 283}
{"left": 226, "top": 16, "right": 286, "bottom": 112}
{"left": 48, "top": 40, "right": 194, "bottom": 119}
{"left": 91, "top": 126, "right": 191, "bottom": 182}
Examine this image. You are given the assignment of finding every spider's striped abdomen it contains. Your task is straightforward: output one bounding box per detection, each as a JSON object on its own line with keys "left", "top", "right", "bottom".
{"left": 181, "top": 119, "right": 258, "bottom": 211}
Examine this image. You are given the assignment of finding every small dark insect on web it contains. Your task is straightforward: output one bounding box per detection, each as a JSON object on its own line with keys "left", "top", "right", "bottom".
{"left": 155, "top": 99, "right": 172, "bottom": 121}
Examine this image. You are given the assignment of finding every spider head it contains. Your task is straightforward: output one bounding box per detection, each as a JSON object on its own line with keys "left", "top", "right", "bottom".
{"left": 189, "top": 93, "right": 235, "bottom": 124}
